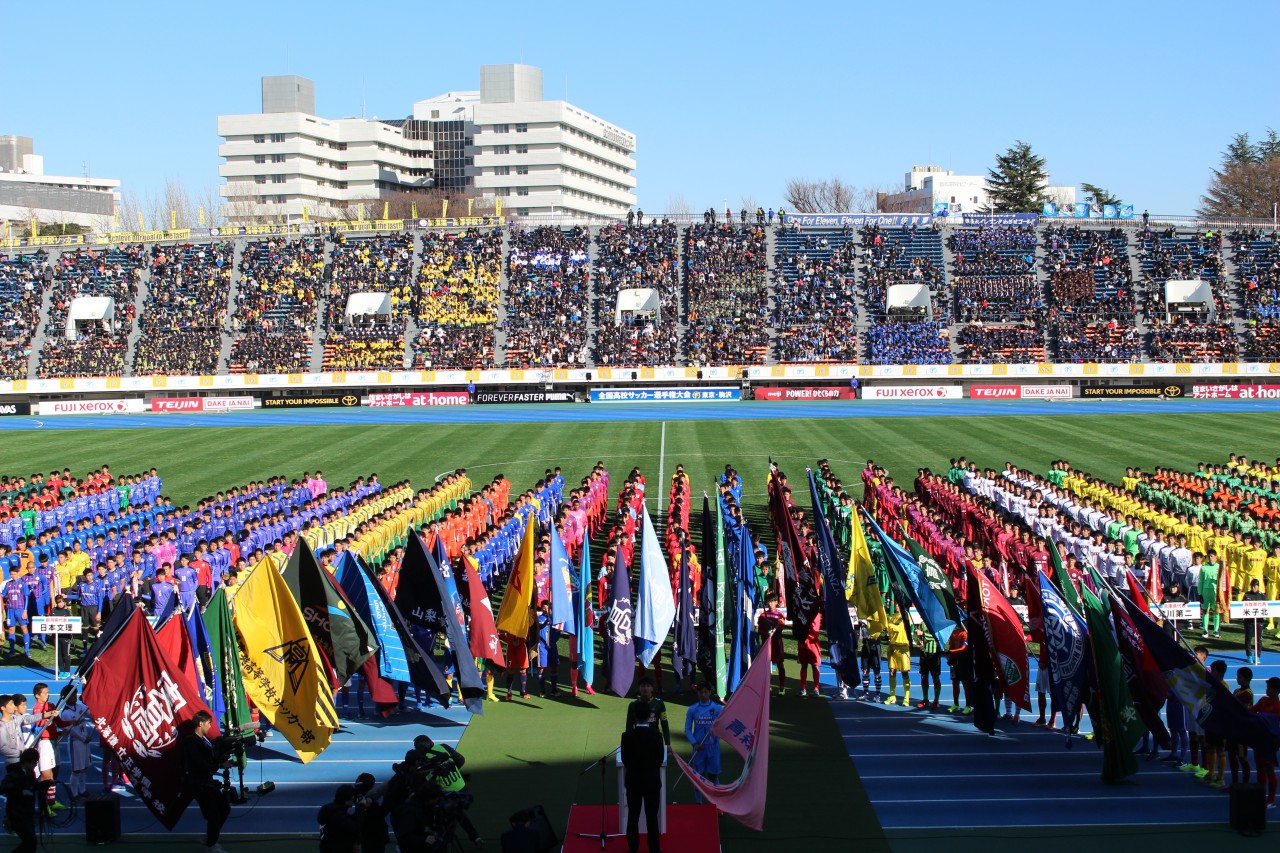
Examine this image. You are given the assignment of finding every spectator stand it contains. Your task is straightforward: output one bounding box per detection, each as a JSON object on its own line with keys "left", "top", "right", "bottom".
{"left": 413, "top": 227, "right": 505, "bottom": 370}
{"left": 592, "top": 222, "right": 684, "bottom": 368}
{"left": 503, "top": 226, "right": 591, "bottom": 368}
{"left": 0, "top": 249, "right": 49, "bottom": 381}
{"left": 38, "top": 245, "right": 144, "bottom": 379}
{"left": 229, "top": 237, "right": 324, "bottom": 374}
{"left": 683, "top": 223, "right": 770, "bottom": 366}
{"left": 132, "top": 242, "right": 234, "bottom": 376}
{"left": 771, "top": 227, "right": 859, "bottom": 364}
{"left": 947, "top": 226, "right": 1042, "bottom": 324}
{"left": 858, "top": 225, "right": 950, "bottom": 365}
{"left": 1231, "top": 229, "right": 1280, "bottom": 361}
{"left": 1137, "top": 226, "right": 1239, "bottom": 362}
{"left": 1041, "top": 224, "right": 1139, "bottom": 363}
{"left": 322, "top": 233, "right": 414, "bottom": 372}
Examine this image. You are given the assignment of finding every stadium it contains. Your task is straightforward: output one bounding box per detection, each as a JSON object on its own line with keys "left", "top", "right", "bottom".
{"left": 4, "top": 8, "right": 1280, "bottom": 853}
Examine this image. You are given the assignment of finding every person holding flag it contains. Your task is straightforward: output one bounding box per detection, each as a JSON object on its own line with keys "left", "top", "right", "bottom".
{"left": 683, "top": 682, "right": 723, "bottom": 803}
{"left": 757, "top": 593, "right": 790, "bottom": 695}
{"left": 885, "top": 609, "right": 912, "bottom": 706}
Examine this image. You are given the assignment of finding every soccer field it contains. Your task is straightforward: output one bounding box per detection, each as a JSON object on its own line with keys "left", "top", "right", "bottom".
{"left": 5, "top": 404, "right": 1278, "bottom": 850}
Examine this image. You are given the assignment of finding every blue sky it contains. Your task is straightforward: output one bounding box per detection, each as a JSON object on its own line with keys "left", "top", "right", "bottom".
{"left": 3, "top": 0, "right": 1276, "bottom": 215}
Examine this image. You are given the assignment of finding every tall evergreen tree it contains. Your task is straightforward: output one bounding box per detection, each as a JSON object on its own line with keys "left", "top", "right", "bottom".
{"left": 1081, "top": 182, "right": 1122, "bottom": 209}
{"left": 985, "top": 141, "right": 1049, "bottom": 213}
{"left": 1199, "top": 129, "right": 1280, "bottom": 218}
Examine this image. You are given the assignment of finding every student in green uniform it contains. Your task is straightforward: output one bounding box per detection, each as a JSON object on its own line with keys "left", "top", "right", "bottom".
{"left": 1200, "top": 550, "right": 1222, "bottom": 638}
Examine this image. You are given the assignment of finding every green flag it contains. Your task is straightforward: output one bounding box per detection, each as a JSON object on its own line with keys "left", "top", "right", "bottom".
{"left": 1047, "top": 539, "right": 1083, "bottom": 614}
{"left": 1081, "top": 586, "right": 1145, "bottom": 783}
{"left": 714, "top": 489, "right": 728, "bottom": 698}
{"left": 203, "top": 588, "right": 254, "bottom": 740}
{"left": 905, "top": 537, "right": 961, "bottom": 622}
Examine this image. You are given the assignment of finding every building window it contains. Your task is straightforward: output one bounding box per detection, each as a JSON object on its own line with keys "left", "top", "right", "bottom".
{"left": 255, "top": 176, "right": 267, "bottom": 184}
{"left": 515, "top": 123, "right": 528, "bottom": 133}
{"left": 270, "top": 133, "right": 285, "bottom": 143}
{"left": 516, "top": 187, "right": 529, "bottom": 196}
{"left": 272, "top": 175, "right": 286, "bottom": 183}
{"left": 495, "top": 166, "right": 510, "bottom": 176}
{"left": 496, "top": 187, "right": 511, "bottom": 197}
{"left": 253, "top": 134, "right": 266, "bottom": 144}
{"left": 494, "top": 124, "right": 509, "bottom": 134}
{"left": 271, "top": 154, "right": 286, "bottom": 163}
{"left": 493, "top": 145, "right": 510, "bottom": 155}
{"left": 515, "top": 145, "right": 528, "bottom": 154}
{"left": 254, "top": 155, "right": 267, "bottom": 164}
{"left": 518, "top": 209, "right": 529, "bottom": 216}
{"left": 516, "top": 165, "right": 529, "bottom": 175}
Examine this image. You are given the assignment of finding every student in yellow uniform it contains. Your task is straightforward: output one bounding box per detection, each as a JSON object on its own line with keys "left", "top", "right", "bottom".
{"left": 1266, "top": 543, "right": 1280, "bottom": 635}
{"left": 1244, "top": 536, "right": 1269, "bottom": 603}
{"left": 884, "top": 609, "right": 912, "bottom": 706}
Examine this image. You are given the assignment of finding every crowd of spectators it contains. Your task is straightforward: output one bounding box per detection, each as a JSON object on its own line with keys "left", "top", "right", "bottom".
{"left": 1245, "top": 322, "right": 1280, "bottom": 360}
{"left": 38, "top": 245, "right": 143, "bottom": 378}
{"left": 1052, "top": 317, "right": 1144, "bottom": 363}
{"left": 132, "top": 242, "right": 233, "bottom": 376}
{"left": 592, "top": 222, "right": 683, "bottom": 367}
{"left": 1149, "top": 319, "right": 1239, "bottom": 362}
{"left": 229, "top": 238, "right": 324, "bottom": 374}
{"left": 684, "top": 224, "right": 770, "bottom": 365}
{"left": 1137, "top": 227, "right": 1225, "bottom": 315}
{"left": 864, "top": 320, "right": 951, "bottom": 364}
{"left": 955, "top": 323, "right": 1045, "bottom": 363}
{"left": 948, "top": 227, "right": 1040, "bottom": 322}
{"left": 413, "top": 228, "right": 503, "bottom": 369}
{"left": 772, "top": 230, "right": 859, "bottom": 363}
{"left": 324, "top": 233, "right": 415, "bottom": 329}
{"left": 503, "top": 227, "right": 590, "bottom": 367}
{"left": 1042, "top": 226, "right": 1134, "bottom": 315}
{"left": 861, "top": 226, "right": 947, "bottom": 321}
{"left": 1231, "top": 229, "right": 1280, "bottom": 320}
{"left": 322, "top": 324, "right": 405, "bottom": 371}
{"left": 0, "top": 251, "right": 48, "bottom": 380}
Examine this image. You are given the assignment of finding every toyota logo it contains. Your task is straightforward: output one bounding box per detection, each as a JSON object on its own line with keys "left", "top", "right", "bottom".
{"left": 1163, "top": 386, "right": 1183, "bottom": 398}
{"left": 341, "top": 395, "right": 358, "bottom": 407}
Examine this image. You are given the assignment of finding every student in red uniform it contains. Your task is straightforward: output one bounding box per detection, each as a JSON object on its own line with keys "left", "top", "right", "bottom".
{"left": 757, "top": 592, "right": 790, "bottom": 695}
{"left": 1251, "top": 676, "right": 1280, "bottom": 808}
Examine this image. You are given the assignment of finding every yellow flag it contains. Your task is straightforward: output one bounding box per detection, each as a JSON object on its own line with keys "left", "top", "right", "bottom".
{"left": 850, "top": 514, "right": 886, "bottom": 632}
{"left": 170, "top": 209, "right": 177, "bottom": 229}
{"left": 441, "top": 199, "right": 448, "bottom": 219}
{"left": 496, "top": 521, "right": 535, "bottom": 637}
{"left": 302, "top": 205, "right": 309, "bottom": 223}
{"left": 411, "top": 202, "right": 417, "bottom": 219}
{"left": 230, "top": 557, "right": 338, "bottom": 763}
{"left": 382, "top": 201, "right": 389, "bottom": 220}
{"left": 137, "top": 211, "right": 145, "bottom": 230}
{"left": 467, "top": 197, "right": 473, "bottom": 216}
{"left": 198, "top": 206, "right": 206, "bottom": 226}
{"left": 31, "top": 218, "right": 38, "bottom": 239}
{"left": 495, "top": 198, "right": 502, "bottom": 217}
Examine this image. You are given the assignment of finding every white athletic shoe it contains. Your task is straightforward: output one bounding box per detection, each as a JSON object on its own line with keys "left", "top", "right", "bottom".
{"left": 836, "top": 689, "right": 848, "bottom": 700}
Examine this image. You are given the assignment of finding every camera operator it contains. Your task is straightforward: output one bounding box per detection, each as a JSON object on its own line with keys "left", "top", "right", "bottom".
{"left": 181, "top": 710, "right": 233, "bottom": 853}
{"left": 318, "top": 783, "right": 367, "bottom": 853}
{"left": 1, "top": 748, "right": 40, "bottom": 853}
{"left": 354, "top": 772, "right": 391, "bottom": 853}
{"left": 394, "top": 781, "right": 477, "bottom": 853}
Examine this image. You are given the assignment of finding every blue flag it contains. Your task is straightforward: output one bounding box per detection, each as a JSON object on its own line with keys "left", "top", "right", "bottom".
{"left": 184, "top": 605, "right": 225, "bottom": 724}
{"left": 334, "top": 552, "right": 409, "bottom": 683}
{"left": 634, "top": 501, "right": 675, "bottom": 668}
{"left": 549, "top": 524, "right": 577, "bottom": 637}
{"left": 1122, "top": 596, "right": 1279, "bottom": 764}
{"left": 606, "top": 556, "right": 635, "bottom": 696}
{"left": 1038, "top": 571, "right": 1090, "bottom": 733}
{"left": 575, "top": 539, "right": 594, "bottom": 685}
{"left": 861, "top": 509, "right": 956, "bottom": 647}
{"left": 420, "top": 536, "right": 486, "bottom": 714}
{"left": 673, "top": 549, "right": 697, "bottom": 683}
{"left": 727, "top": 522, "right": 755, "bottom": 694}
{"left": 806, "top": 469, "right": 858, "bottom": 689}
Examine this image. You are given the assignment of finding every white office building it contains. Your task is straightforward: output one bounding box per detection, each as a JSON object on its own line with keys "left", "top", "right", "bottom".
{"left": 216, "top": 65, "right": 637, "bottom": 223}
{"left": 217, "top": 76, "right": 434, "bottom": 223}
{"left": 0, "top": 136, "right": 120, "bottom": 229}
{"left": 879, "top": 165, "right": 1076, "bottom": 215}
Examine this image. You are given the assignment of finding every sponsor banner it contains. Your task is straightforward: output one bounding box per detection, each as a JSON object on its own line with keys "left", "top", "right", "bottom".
{"left": 36, "top": 398, "right": 145, "bottom": 416}
{"left": 474, "top": 390, "right": 576, "bottom": 404}
{"left": 0, "top": 402, "right": 30, "bottom": 416}
{"left": 969, "top": 384, "right": 1073, "bottom": 400}
{"left": 590, "top": 387, "right": 740, "bottom": 403}
{"left": 261, "top": 394, "right": 361, "bottom": 409}
{"left": 959, "top": 213, "right": 1039, "bottom": 226}
{"left": 150, "top": 396, "right": 255, "bottom": 413}
{"left": 1080, "top": 384, "right": 1185, "bottom": 399}
{"left": 1190, "top": 384, "right": 1280, "bottom": 400}
{"left": 864, "top": 385, "right": 962, "bottom": 401}
{"left": 367, "top": 391, "right": 469, "bottom": 407}
{"left": 786, "top": 213, "right": 933, "bottom": 229}
{"left": 30, "top": 615, "right": 82, "bottom": 634}
{"left": 755, "top": 386, "right": 856, "bottom": 401}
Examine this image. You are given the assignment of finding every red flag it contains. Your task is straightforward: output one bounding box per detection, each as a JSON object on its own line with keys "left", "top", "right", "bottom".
{"left": 359, "top": 655, "right": 401, "bottom": 717}
{"left": 154, "top": 613, "right": 206, "bottom": 723}
{"left": 465, "top": 555, "right": 505, "bottom": 668}
{"left": 1022, "top": 572, "right": 1045, "bottom": 645}
{"left": 1108, "top": 592, "right": 1171, "bottom": 747}
{"left": 81, "top": 609, "right": 214, "bottom": 829}
{"left": 968, "top": 566, "right": 1031, "bottom": 711}
{"left": 1147, "top": 555, "right": 1163, "bottom": 605}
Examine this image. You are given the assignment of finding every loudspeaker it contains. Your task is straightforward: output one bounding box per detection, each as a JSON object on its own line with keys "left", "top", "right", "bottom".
{"left": 85, "top": 793, "right": 121, "bottom": 843}
{"left": 526, "top": 803, "right": 559, "bottom": 852}
{"left": 1229, "top": 782, "right": 1266, "bottom": 836}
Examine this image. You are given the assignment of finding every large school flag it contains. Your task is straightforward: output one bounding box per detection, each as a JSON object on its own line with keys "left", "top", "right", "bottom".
{"left": 1108, "top": 591, "right": 1169, "bottom": 747}
{"left": 154, "top": 607, "right": 202, "bottom": 705}
{"left": 673, "top": 549, "right": 698, "bottom": 683}
{"left": 766, "top": 466, "right": 819, "bottom": 640}
{"left": 697, "top": 495, "right": 723, "bottom": 694}
{"left": 548, "top": 523, "right": 578, "bottom": 637}
{"left": 81, "top": 608, "right": 213, "bottom": 828}
{"left": 465, "top": 553, "right": 506, "bottom": 669}
{"left": 635, "top": 501, "right": 675, "bottom": 668}
{"left": 727, "top": 522, "right": 755, "bottom": 694}
{"left": 963, "top": 572, "right": 999, "bottom": 735}
{"left": 905, "top": 538, "right": 961, "bottom": 623}
{"left": 1047, "top": 539, "right": 1082, "bottom": 613}
{"left": 183, "top": 604, "right": 226, "bottom": 725}
{"left": 673, "top": 627, "right": 772, "bottom": 831}
{"left": 861, "top": 509, "right": 955, "bottom": 647}
{"left": 1123, "top": 596, "right": 1279, "bottom": 764}
{"left": 806, "top": 469, "right": 858, "bottom": 689}
{"left": 76, "top": 592, "right": 138, "bottom": 680}
{"left": 1037, "top": 571, "right": 1090, "bottom": 734}
{"left": 496, "top": 521, "right": 537, "bottom": 639}
{"left": 847, "top": 509, "right": 873, "bottom": 601}
{"left": 283, "top": 539, "right": 374, "bottom": 687}
{"left": 1080, "top": 586, "right": 1144, "bottom": 783}
{"left": 967, "top": 566, "right": 1030, "bottom": 711}
{"left": 606, "top": 555, "right": 636, "bottom": 696}
{"left": 574, "top": 540, "right": 593, "bottom": 685}
{"left": 230, "top": 559, "right": 339, "bottom": 764}
{"left": 420, "top": 537, "right": 486, "bottom": 713}
{"left": 203, "top": 588, "right": 254, "bottom": 738}
{"left": 712, "top": 494, "right": 727, "bottom": 697}
{"left": 335, "top": 552, "right": 411, "bottom": 683}
{"left": 849, "top": 511, "right": 887, "bottom": 632}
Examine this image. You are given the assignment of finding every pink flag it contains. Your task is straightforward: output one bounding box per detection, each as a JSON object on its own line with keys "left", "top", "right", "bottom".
{"left": 673, "top": 633, "right": 771, "bottom": 830}
{"left": 1147, "top": 555, "right": 1163, "bottom": 605}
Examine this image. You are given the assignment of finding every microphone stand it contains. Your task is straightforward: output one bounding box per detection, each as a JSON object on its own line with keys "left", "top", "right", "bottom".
{"left": 576, "top": 748, "right": 625, "bottom": 849}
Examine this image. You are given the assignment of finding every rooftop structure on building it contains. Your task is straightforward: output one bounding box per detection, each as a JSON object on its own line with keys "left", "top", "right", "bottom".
{"left": 217, "top": 65, "right": 637, "bottom": 223}
{"left": 878, "top": 164, "right": 1076, "bottom": 215}
{"left": 0, "top": 135, "right": 120, "bottom": 229}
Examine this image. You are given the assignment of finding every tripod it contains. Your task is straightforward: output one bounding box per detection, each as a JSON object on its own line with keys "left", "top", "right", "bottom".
{"left": 576, "top": 748, "right": 625, "bottom": 850}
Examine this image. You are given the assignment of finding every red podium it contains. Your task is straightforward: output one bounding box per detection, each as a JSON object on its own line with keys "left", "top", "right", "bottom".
{"left": 563, "top": 804, "right": 721, "bottom": 852}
